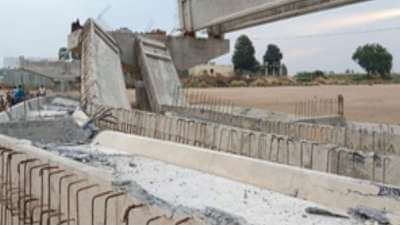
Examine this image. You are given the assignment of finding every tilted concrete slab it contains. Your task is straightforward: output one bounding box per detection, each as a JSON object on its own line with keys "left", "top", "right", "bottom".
{"left": 80, "top": 19, "right": 131, "bottom": 109}
{"left": 136, "top": 36, "right": 184, "bottom": 112}
{"left": 93, "top": 131, "right": 400, "bottom": 224}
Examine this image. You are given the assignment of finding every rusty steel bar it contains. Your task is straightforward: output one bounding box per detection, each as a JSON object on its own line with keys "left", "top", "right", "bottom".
{"left": 268, "top": 135, "right": 277, "bottom": 161}
{"left": 47, "top": 212, "right": 63, "bottom": 225}
{"left": 286, "top": 139, "right": 294, "bottom": 165}
{"left": 257, "top": 134, "right": 268, "bottom": 160}
{"left": 17, "top": 158, "right": 39, "bottom": 218}
{"left": 4, "top": 152, "right": 25, "bottom": 225}
{"left": 146, "top": 216, "right": 162, "bottom": 225}
{"left": 91, "top": 191, "right": 113, "bottom": 225}
{"left": 103, "top": 192, "right": 126, "bottom": 225}
{"left": 47, "top": 170, "right": 65, "bottom": 211}
{"left": 122, "top": 203, "right": 146, "bottom": 225}
{"left": 28, "top": 164, "right": 49, "bottom": 198}
{"left": 67, "top": 179, "right": 87, "bottom": 225}
{"left": 39, "top": 167, "right": 58, "bottom": 214}
{"left": 39, "top": 209, "right": 55, "bottom": 225}
{"left": 326, "top": 147, "right": 339, "bottom": 173}
{"left": 30, "top": 204, "right": 46, "bottom": 225}
{"left": 57, "top": 219, "right": 74, "bottom": 225}
{"left": 229, "top": 129, "right": 238, "bottom": 154}
{"left": 176, "top": 217, "right": 192, "bottom": 225}
{"left": 57, "top": 174, "right": 75, "bottom": 222}
{"left": 23, "top": 197, "right": 38, "bottom": 224}
{"left": 75, "top": 184, "right": 99, "bottom": 225}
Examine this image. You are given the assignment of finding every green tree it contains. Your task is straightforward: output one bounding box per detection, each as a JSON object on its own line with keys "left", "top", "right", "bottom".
{"left": 352, "top": 43, "right": 393, "bottom": 79}
{"left": 263, "top": 44, "right": 283, "bottom": 76}
{"left": 232, "top": 35, "right": 259, "bottom": 73}
{"left": 281, "top": 63, "right": 288, "bottom": 76}
{"left": 58, "top": 47, "right": 70, "bottom": 60}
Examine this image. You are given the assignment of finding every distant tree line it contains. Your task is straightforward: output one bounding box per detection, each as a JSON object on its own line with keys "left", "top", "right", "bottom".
{"left": 232, "top": 35, "right": 287, "bottom": 77}
{"left": 232, "top": 35, "right": 394, "bottom": 79}
{"left": 352, "top": 43, "right": 393, "bottom": 79}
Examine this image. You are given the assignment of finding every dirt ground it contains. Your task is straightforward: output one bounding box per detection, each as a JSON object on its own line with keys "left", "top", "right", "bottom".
{"left": 5, "top": 84, "right": 396, "bottom": 124}
{"left": 179, "top": 84, "right": 400, "bottom": 124}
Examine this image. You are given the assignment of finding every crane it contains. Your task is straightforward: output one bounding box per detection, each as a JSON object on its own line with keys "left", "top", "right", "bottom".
{"left": 96, "top": 5, "right": 112, "bottom": 21}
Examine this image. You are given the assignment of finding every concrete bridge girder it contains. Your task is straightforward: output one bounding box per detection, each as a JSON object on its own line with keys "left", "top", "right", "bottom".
{"left": 178, "top": 0, "right": 371, "bottom": 37}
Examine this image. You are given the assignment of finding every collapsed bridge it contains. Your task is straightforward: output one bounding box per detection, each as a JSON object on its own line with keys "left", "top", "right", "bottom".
{"left": 2, "top": 0, "right": 400, "bottom": 224}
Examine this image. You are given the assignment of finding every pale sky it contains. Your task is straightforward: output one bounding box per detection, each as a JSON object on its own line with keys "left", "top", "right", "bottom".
{"left": 0, "top": 0, "right": 399, "bottom": 74}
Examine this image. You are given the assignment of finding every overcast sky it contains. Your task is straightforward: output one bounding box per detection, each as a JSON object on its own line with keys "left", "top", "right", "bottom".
{"left": 0, "top": 0, "right": 399, "bottom": 74}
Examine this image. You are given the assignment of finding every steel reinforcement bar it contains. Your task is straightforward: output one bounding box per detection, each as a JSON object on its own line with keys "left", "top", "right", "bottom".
{"left": 87, "top": 103, "right": 400, "bottom": 186}
{"left": 0, "top": 135, "right": 206, "bottom": 225}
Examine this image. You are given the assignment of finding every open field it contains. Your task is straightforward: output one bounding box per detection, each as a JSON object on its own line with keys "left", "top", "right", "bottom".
{"left": 183, "top": 84, "right": 400, "bottom": 124}
{"left": 6, "top": 84, "right": 397, "bottom": 124}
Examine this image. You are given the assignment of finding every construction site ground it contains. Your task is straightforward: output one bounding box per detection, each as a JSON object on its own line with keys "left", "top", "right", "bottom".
{"left": 126, "top": 84, "right": 399, "bottom": 124}
{"left": 6, "top": 84, "right": 398, "bottom": 124}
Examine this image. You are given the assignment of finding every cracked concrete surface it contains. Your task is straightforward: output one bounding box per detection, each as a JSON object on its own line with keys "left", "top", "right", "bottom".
{"left": 40, "top": 144, "right": 364, "bottom": 225}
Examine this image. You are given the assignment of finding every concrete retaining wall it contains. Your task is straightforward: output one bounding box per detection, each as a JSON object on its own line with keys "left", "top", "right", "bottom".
{"left": 87, "top": 104, "right": 400, "bottom": 186}
{"left": 0, "top": 69, "right": 55, "bottom": 88}
{"left": 0, "top": 96, "right": 78, "bottom": 122}
{"left": 93, "top": 131, "right": 400, "bottom": 224}
{"left": 0, "top": 135, "right": 207, "bottom": 225}
{"left": 0, "top": 118, "right": 90, "bottom": 144}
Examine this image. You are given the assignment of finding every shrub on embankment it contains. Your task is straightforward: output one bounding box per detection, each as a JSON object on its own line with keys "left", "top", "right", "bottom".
{"left": 180, "top": 71, "right": 400, "bottom": 88}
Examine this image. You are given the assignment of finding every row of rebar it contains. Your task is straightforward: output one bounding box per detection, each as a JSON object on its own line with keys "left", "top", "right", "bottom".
{"left": 171, "top": 87, "right": 235, "bottom": 115}
{"left": 88, "top": 104, "right": 395, "bottom": 185}
{"left": 0, "top": 145, "right": 195, "bottom": 225}
{"left": 294, "top": 95, "right": 344, "bottom": 118}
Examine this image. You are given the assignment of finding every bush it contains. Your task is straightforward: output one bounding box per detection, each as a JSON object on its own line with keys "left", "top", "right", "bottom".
{"left": 198, "top": 81, "right": 209, "bottom": 88}
{"left": 295, "top": 70, "right": 327, "bottom": 82}
{"left": 230, "top": 80, "right": 247, "bottom": 87}
{"left": 250, "top": 78, "right": 267, "bottom": 87}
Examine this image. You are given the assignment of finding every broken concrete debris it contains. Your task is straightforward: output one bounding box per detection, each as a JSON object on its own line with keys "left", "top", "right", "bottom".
{"left": 349, "top": 207, "right": 390, "bottom": 225}
{"left": 305, "top": 207, "right": 349, "bottom": 219}
{"left": 378, "top": 185, "right": 400, "bottom": 200}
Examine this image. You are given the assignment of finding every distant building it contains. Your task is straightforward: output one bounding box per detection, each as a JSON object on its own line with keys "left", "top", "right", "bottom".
{"left": 3, "top": 56, "right": 58, "bottom": 69}
{"left": 3, "top": 57, "right": 20, "bottom": 69}
{"left": 189, "top": 63, "right": 234, "bottom": 77}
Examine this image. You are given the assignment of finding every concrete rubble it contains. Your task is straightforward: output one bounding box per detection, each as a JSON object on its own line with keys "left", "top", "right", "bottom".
{"left": 2, "top": 1, "right": 399, "bottom": 223}
{"left": 1, "top": 97, "right": 396, "bottom": 225}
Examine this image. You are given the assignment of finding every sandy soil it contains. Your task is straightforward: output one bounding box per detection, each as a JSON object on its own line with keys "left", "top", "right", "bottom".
{"left": 8, "top": 84, "right": 396, "bottom": 124}
{"left": 180, "top": 85, "right": 400, "bottom": 124}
